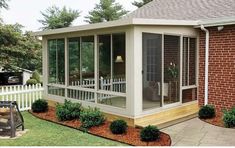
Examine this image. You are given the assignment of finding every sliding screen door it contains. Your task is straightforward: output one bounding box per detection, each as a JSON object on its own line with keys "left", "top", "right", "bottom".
{"left": 142, "top": 33, "right": 162, "bottom": 110}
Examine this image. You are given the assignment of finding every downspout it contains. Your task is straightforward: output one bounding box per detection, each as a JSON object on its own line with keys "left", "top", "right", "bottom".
{"left": 200, "top": 25, "right": 209, "bottom": 105}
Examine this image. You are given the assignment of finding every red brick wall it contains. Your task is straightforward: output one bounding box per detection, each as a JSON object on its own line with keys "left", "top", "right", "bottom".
{"left": 199, "top": 25, "right": 235, "bottom": 111}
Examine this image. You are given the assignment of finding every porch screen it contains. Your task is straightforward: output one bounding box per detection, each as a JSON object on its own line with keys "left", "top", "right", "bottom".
{"left": 98, "top": 33, "right": 126, "bottom": 108}
{"left": 182, "top": 37, "right": 197, "bottom": 103}
{"left": 68, "top": 36, "right": 95, "bottom": 89}
{"left": 48, "top": 39, "right": 65, "bottom": 84}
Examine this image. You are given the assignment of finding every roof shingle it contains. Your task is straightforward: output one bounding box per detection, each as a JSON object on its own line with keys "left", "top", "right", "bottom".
{"left": 123, "top": 0, "right": 235, "bottom": 21}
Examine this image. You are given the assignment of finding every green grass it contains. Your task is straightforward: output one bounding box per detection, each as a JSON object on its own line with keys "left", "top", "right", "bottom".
{"left": 0, "top": 112, "right": 126, "bottom": 146}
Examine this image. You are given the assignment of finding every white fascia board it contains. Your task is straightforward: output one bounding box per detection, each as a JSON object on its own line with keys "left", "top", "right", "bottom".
{"left": 132, "top": 18, "right": 198, "bottom": 26}
{"left": 32, "top": 18, "right": 133, "bottom": 36}
{"left": 32, "top": 18, "right": 200, "bottom": 37}
{"left": 195, "top": 16, "right": 235, "bottom": 27}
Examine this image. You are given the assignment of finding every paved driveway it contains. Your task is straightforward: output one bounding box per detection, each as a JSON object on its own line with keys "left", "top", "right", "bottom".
{"left": 162, "top": 118, "right": 235, "bottom": 146}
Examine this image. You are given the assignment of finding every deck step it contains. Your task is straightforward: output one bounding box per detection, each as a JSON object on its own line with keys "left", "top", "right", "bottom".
{"left": 135, "top": 102, "right": 199, "bottom": 129}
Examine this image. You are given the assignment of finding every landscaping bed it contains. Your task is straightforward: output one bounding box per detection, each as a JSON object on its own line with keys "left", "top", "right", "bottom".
{"left": 201, "top": 113, "right": 225, "bottom": 127}
{"left": 30, "top": 107, "right": 171, "bottom": 146}
{"left": 199, "top": 105, "right": 235, "bottom": 129}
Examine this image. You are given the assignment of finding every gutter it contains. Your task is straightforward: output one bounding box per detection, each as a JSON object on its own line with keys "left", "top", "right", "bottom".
{"left": 200, "top": 25, "right": 209, "bottom": 105}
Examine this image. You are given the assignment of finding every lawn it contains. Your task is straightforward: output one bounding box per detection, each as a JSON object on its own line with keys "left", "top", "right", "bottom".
{"left": 0, "top": 112, "right": 126, "bottom": 146}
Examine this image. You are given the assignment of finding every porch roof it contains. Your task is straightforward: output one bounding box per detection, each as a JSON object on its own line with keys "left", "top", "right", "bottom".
{"left": 32, "top": 18, "right": 198, "bottom": 36}
{"left": 33, "top": 0, "right": 235, "bottom": 37}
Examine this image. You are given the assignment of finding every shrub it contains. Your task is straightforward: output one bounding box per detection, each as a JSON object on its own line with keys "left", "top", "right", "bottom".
{"left": 110, "top": 120, "right": 128, "bottom": 134}
{"left": 140, "top": 125, "right": 160, "bottom": 142}
{"left": 199, "top": 105, "right": 215, "bottom": 119}
{"left": 56, "top": 100, "right": 82, "bottom": 121}
{"left": 223, "top": 107, "right": 235, "bottom": 128}
{"left": 31, "top": 70, "right": 41, "bottom": 83}
{"left": 80, "top": 107, "right": 105, "bottom": 128}
{"left": 32, "top": 99, "right": 48, "bottom": 113}
{"left": 26, "top": 79, "right": 38, "bottom": 85}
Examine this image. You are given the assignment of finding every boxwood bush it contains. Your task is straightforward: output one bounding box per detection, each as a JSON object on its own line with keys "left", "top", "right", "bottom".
{"left": 223, "top": 107, "right": 235, "bottom": 128}
{"left": 110, "top": 119, "right": 128, "bottom": 134}
{"left": 199, "top": 105, "right": 215, "bottom": 119}
{"left": 32, "top": 99, "right": 48, "bottom": 113}
{"left": 56, "top": 100, "right": 82, "bottom": 121}
{"left": 80, "top": 107, "right": 105, "bottom": 128}
{"left": 140, "top": 125, "right": 160, "bottom": 142}
{"left": 26, "top": 79, "right": 38, "bottom": 85}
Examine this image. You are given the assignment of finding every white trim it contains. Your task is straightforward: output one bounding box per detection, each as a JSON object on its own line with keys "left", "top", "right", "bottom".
{"left": 32, "top": 18, "right": 198, "bottom": 36}
{"left": 182, "top": 85, "right": 197, "bottom": 90}
{"left": 197, "top": 17, "right": 235, "bottom": 27}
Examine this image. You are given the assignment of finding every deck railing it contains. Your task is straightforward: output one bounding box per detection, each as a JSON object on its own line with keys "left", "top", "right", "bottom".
{"left": 0, "top": 84, "right": 44, "bottom": 111}
{"left": 67, "top": 77, "right": 126, "bottom": 101}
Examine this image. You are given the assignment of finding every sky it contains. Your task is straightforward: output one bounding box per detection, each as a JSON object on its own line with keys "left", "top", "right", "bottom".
{"left": 0, "top": 0, "right": 137, "bottom": 32}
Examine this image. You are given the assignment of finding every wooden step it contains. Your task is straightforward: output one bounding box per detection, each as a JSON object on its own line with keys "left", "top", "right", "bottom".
{"left": 135, "top": 102, "right": 199, "bottom": 129}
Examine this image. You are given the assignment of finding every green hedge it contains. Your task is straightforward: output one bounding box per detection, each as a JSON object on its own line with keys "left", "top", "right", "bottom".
{"left": 56, "top": 100, "right": 82, "bottom": 121}
{"left": 32, "top": 99, "right": 48, "bottom": 113}
{"left": 199, "top": 105, "right": 215, "bottom": 119}
{"left": 140, "top": 125, "right": 160, "bottom": 142}
{"left": 80, "top": 107, "right": 105, "bottom": 128}
{"left": 109, "top": 120, "right": 127, "bottom": 134}
{"left": 223, "top": 107, "right": 235, "bottom": 128}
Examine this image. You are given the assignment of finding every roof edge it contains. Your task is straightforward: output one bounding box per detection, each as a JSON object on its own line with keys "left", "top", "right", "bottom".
{"left": 32, "top": 18, "right": 199, "bottom": 36}
{"left": 196, "top": 16, "right": 235, "bottom": 27}
{"left": 32, "top": 18, "right": 133, "bottom": 36}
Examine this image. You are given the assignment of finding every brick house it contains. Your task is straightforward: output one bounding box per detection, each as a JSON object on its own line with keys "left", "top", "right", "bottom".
{"left": 33, "top": 0, "right": 235, "bottom": 127}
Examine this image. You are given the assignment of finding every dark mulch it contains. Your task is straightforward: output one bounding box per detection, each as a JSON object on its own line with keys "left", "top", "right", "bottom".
{"left": 30, "top": 107, "right": 171, "bottom": 146}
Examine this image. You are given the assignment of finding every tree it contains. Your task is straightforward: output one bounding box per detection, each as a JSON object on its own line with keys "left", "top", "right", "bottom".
{"left": 0, "top": 24, "right": 42, "bottom": 72}
{"left": 0, "top": 0, "right": 9, "bottom": 10}
{"left": 132, "top": 0, "right": 153, "bottom": 8}
{"left": 85, "top": 0, "right": 128, "bottom": 24}
{"left": 38, "top": 6, "right": 80, "bottom": 30}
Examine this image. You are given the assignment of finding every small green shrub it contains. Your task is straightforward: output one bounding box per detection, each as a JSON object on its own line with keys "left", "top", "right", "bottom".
{"left": 80, "top": 107, "right": 105, "bottom": 128}
{"left": 32, "top": 99, "right": 48, "bottom": 113}
{"left": 26, "top": 79, "right": 38, "bottom": 85}
{"left": 110, "top": 120, "right": 128, "bottom": 134}
{"left": 32, "top": 71, "right": 41, "bottom": 83}
{"left": 199, "top": 105, "right": 215, "bottom": 119}
{"left": 56, "top": 100, "right": 82, "bottom": 121}
{"left": 140, "top": 125, "right": 160, "bottom": 142}
{"left": 223, "top": 107, "right": 235, "bottom": 128}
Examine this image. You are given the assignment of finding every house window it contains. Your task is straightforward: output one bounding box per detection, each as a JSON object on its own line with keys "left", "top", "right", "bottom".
{"left": 48, "top": 39, "right": 65, "bottom": 85}
{"left": 98, "top": 33, "right": 126, "bottom": 108}
{"left": 182, "top": 37, "right": 197, "bottom": 103}
{"left": 68, "top": 36, "right": 95, "bottom": 89}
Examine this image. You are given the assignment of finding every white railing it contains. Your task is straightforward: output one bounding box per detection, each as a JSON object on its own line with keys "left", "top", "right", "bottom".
{"left": 68, "top": 77, "right": 126, "bottom": 101}
{"left": 0, "top": 84, "right": 44, "bottom": 111}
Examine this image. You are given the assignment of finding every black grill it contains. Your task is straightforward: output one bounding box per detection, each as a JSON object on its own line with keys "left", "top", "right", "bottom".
{"left": 0, "top": 101, "right": 24, "bottom": 138}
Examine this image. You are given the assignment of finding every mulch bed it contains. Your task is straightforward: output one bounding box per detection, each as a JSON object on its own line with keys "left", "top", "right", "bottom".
{"left": 30, "top": 107, "right": 171, "bottom": 146}
{"left": 201, "top": 114, "right": 225, "bottom": 127}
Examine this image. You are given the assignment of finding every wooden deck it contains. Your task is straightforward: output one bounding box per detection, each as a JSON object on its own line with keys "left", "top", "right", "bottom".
{"left": 135, "top": 102, "right": 199, "bottom": 129}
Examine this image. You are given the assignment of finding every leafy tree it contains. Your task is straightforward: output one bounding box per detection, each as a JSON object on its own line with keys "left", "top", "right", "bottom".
{"left": 38, "top": 6, "right": 80, "bottom": 30}
{"left": 85, "top": 0, "right": 128, "bottom": 24}
{"left": 132, "top": 0, "right": 153, "bottom": 8}
{"left": 0, "top": 24, "right": 42, "bottom": 72}
{"left": 0, "top": 0, "right": 9, "bottom": 10}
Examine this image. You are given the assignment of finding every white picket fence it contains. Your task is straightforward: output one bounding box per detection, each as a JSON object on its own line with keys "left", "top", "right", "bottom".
{"left": 0, "top": 84, "right": 44, "bottom": 111}
{"left": 68, "top": 77, "right": 126, "bottom": 101}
